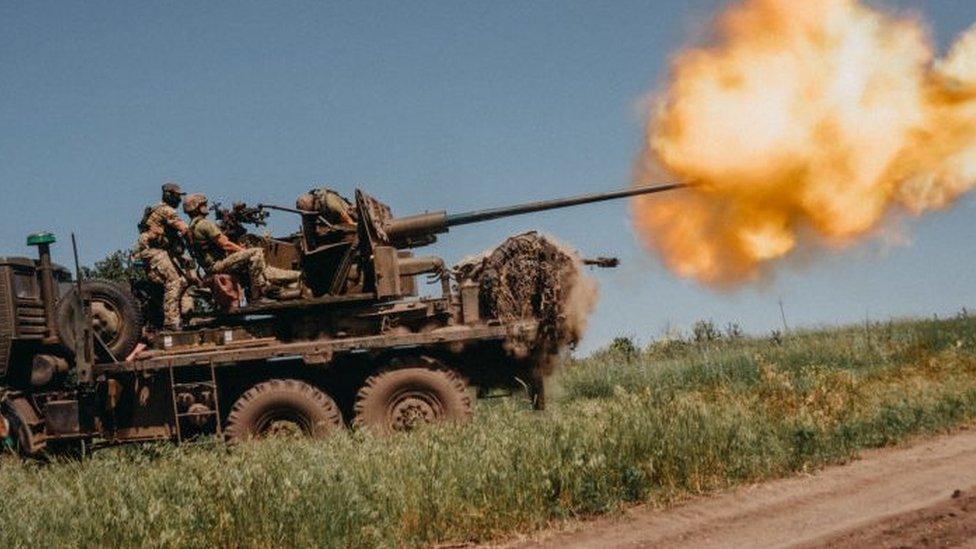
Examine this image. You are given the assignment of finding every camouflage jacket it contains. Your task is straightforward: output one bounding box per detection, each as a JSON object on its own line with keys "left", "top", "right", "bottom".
{"left": 303, "top": 188, "right": 356, "bottom": 225}
{"left": 134, "top": 202, "right": 187, "bottom": 259}
{"left": 188, "top": 216, "right": 226, "bottom": 270}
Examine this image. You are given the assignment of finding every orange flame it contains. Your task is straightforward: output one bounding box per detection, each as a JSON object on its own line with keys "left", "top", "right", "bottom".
{"left": 633, "top": 0, "right": 976, "bottom": 287}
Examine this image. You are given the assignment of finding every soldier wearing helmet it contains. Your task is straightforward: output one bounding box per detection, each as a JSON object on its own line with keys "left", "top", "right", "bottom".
{"left": 184, "top": 194, "right": 300, "bottom": 300}
{"left": 295, "top": 187, "right": 358, "bottom": 249}
{"left": 132, "top": 182, "right": 196, "bottom": 331}
{"left": 295, "top": 188, "right": 357, "bottom": 226}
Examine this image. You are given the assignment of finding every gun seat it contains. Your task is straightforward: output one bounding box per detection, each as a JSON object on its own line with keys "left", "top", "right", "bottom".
{"left": 206, "top": 274, "right": 243, "bottom": 313}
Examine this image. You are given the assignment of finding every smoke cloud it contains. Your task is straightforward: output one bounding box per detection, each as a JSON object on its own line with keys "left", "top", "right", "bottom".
{"left": 633, "top": 0, "right": 976, "bottom": 287}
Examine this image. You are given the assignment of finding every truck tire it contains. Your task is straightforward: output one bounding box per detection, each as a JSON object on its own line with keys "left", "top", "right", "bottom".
{"left": 225, "top": 379, "right": 343, "bottom": 442}
{"left": 57, "top": 280, "right": 143, "bottom": 361}
{"left": 353, "top": 366, "right": 472, "bottom": 433}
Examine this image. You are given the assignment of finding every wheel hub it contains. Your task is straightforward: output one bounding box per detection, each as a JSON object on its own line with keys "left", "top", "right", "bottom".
{"left": 264, "top": 419, "right": 304, "bottom": 438}
{"left": 255, "top": 410, "right": 309, "bottom": 438}
{"left": 390, "top": 394, "right": 440, "bottom": 431}
{"left": 90, "top": 301, "right": 121, "bottom": 344}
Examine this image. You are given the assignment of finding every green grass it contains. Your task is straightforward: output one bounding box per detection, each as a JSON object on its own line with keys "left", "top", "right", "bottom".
{"left": 3, "top": 315, "right": 976, "bottom": 547}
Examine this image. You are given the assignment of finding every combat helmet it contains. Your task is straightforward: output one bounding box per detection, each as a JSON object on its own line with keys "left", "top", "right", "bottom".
{"left": 183, "top": 193, "right": 208, "bottom": 215}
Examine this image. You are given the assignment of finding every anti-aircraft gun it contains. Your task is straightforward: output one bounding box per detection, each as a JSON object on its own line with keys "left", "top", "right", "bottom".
{"left": 0, "top": 182, "right": 686, "bottom": 456}
{"left": 186, "top": 182, "right": 687, "bottom": 357}
{"left": 240, "top": 182, "right": 686, "bottom": 303}
{"left": 213, "top": 202, "right": 270, "bottom": 247}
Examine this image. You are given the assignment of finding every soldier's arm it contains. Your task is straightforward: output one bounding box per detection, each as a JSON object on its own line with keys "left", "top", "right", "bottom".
{"left": 326, "top": 192, "right": 356, "bottom": 224}
{"left": 162, "top": 207, "right": 189, "bottom": 235}
{"left": 217, "top": 234, "right": 244, "bottom": 254}
{"left": 199, "top": 220, "right": 244, "bottom": 254}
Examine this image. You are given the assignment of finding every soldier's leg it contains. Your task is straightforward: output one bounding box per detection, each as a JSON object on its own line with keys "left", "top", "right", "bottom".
{"left": 164, "top": 275, "right": 189, "bottom": 330}
{"left": 242, "top": 248, "right": 270, "bottom": 290}
{"left": 265, "top": 266, "right": 301, "bottom": 286}
{"left": 150, "top": 253, "right": 187, "bottom": 330}
{"left": 213, "top": 249, "right": 268, "bottom": 293}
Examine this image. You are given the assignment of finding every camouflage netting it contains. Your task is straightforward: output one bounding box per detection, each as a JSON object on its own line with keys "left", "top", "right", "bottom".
{"left": 454, "top": 232, "right": 597, "bottom": 366}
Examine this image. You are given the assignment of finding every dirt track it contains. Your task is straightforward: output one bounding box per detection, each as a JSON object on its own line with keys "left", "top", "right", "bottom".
{"left": 505, "top": 428, "right": 976, "bottom": 548}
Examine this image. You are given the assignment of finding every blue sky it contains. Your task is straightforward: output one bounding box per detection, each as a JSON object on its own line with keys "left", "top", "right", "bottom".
{"left": 2, "top": 0, "right": 975, "bottom": 352}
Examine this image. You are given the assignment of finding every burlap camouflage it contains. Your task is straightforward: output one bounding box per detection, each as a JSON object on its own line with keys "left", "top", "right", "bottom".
{"left": 210, "top": 248, "right": 300, "bottom": 296}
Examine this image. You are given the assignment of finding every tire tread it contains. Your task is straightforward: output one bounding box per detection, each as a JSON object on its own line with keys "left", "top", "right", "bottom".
{"left": 352, "top": 361, "right": 472, "bottom": 431}
{"left": 225, "top": 378, "right": 342, "bottom": 441}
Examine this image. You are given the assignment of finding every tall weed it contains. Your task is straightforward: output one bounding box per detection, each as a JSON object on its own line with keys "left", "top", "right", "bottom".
{"left": 2, "top": 317, "right": 976, "bottom": 547}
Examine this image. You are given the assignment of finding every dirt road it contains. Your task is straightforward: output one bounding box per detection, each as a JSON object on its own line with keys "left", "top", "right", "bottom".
{"left": 507, "top": 428, "right": 976, "bottom": 548}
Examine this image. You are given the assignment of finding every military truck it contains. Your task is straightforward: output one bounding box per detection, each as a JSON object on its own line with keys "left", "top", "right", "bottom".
{"left": 0, "top": 183, "right": 681, "bottom": 456}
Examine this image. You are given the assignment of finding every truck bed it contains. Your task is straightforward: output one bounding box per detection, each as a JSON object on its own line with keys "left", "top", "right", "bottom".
{"left": 94, "top": 320, "right": 538, "bottom": 374}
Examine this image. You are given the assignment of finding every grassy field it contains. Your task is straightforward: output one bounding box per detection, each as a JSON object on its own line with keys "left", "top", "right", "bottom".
{"left": 3, "top": 315, "right": 976, "bottom": 547}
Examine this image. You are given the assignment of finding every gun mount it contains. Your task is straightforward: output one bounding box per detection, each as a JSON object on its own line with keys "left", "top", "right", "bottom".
{"left": 214, "top": 202, "right": 270, "bottom": 245}
{"left": 247, "top": 182, "right": 688, "bottom": 299}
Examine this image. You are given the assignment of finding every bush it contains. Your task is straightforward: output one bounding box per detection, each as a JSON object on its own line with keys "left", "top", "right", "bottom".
{"left": 693, "top": 319, "right": 721, "bottom": 343}
{"left": 608, "top": 336, "right": 639, "bottom": 360}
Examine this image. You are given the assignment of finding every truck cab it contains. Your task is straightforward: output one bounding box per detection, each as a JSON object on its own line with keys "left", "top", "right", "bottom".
{"left": 0, "top": 236, "right": 74, "bottom": 388}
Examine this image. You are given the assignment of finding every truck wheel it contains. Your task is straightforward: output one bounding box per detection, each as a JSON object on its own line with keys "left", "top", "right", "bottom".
{"left": 225, "top": 379, "right": 344, "bottom": 442}
{"left": 353, "top": 366, "right": 472, "bottom": 433}
{"left": 57, "top": 280, "right": 143, "bottom": 361}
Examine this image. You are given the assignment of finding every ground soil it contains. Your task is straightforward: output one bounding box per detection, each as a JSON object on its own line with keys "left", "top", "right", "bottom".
{"left": 497, "top": 428, "right": 976, "bottom": 548}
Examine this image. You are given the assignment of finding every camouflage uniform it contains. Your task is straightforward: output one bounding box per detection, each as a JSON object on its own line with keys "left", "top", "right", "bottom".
{"left": 296, "top": 188, "right": 357, "bottom": 249}
{"left": 211, "top": 248, "right": 299, "bottom": 290}
{"left": 296, "top": 188, "right": 357, "bottom": 225}
{"left": 133, "top": 193, "right": 190, "bottom": 330}
{"left": 189, "top": 212, "right": 299, "bottom": 298}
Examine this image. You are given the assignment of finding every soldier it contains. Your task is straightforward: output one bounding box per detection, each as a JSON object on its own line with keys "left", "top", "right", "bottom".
{"left": 296, "top": 187, "right": 357, "bottom": 226}
{"left": 183, "top": 194, "right": 300, "bottom": 300}
{"left": 133, "top": 182, "right": 195, "bottom": 331}
{"left": 295, "top": 188, "right": 357, "bottom": 249}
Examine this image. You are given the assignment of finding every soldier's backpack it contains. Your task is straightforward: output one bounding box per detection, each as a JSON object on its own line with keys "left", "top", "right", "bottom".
{"left": 137, "top": 205, "right": 155, "bottom": 233}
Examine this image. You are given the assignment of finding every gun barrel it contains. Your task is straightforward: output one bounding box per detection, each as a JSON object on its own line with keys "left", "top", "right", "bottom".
{"left": 385, "top": 182, "right": 687, "bottom": 240}
{"left": 444, "top": 182, "right": 687, "bottom": 228}
{"left": 258, "top": 203, "right": 317, "bottom": 216}
{"left": 445, "top": 183, "right": 686, "bottom": 227}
